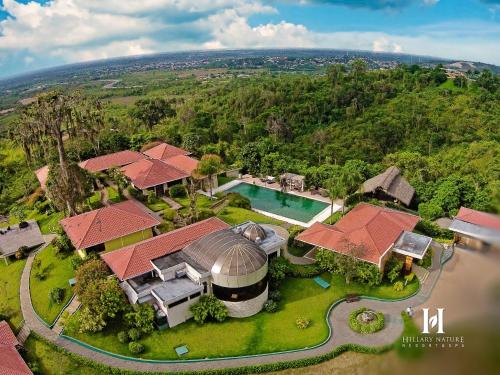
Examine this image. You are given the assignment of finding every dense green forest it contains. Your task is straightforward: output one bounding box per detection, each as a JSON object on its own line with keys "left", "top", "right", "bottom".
{"left": 1, "top": 62, "right": 499, "bottom": 219}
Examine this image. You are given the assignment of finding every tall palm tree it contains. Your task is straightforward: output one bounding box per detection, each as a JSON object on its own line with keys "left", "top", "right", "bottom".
{"left": 193, "top": 154, "right": 224, "bottom": 198}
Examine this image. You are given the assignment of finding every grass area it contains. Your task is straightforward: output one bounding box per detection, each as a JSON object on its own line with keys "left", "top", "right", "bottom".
{"left": 0, "top": 258, "right": 26, "bottom": 329}
{"left": 217, "top": 175, "right": 236, "bottom": 187}
{"left": 24, "top": 335, "right": 97, "bottom": 375}
{"left": 107, "top": 187, "right": 122, "bottom": 203}
{"left": 288, "top": 244, "right": 313, "bottom": 257}
{"left": 174, "top": 194, "right": 213, "bottom": 210}
{"left": 217, "top": 206, "right": 283, "bottom": 226}
{"left": 64, "top": 272, "right": 419, "bottom": 360}
{"left": 36, "top": 211, "right": 64, "bottom": 235}
{"left": 146, "top": 199, "right": 169, "bottom": 212}
{"left": 29, "top": 245, "right": 74, "bottom": 325}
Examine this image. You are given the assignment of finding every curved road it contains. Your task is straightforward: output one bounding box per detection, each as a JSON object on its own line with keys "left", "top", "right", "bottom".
{"left": 19, "top": 242, "right": 444, "bottom": 373}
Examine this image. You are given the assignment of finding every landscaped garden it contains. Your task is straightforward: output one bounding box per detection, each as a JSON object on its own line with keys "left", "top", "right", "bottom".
{"left": 348, "top": 307, "right": 385, "bottom": 334}
{"left": 0, "top": 258, "right": 26, "bottom": 329}
{"left": 62, "top": 271, "right": 419, "bottom": 360}
{"left": 29, "top": 244, "right": 75, "bottom": 325}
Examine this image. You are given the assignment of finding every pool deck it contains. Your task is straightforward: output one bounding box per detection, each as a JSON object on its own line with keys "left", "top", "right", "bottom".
{"left": 214, "top": 176, "right": 342, "bottom": 227}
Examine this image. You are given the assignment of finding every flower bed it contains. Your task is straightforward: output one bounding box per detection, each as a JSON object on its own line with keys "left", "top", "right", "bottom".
{"left": 348, "top": 307, "right": 385, "bottom": 334}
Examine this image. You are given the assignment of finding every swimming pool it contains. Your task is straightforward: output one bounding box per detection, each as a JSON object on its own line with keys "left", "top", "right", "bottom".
{"left": 227, "top": 183, "right": 330, "bottom": 224}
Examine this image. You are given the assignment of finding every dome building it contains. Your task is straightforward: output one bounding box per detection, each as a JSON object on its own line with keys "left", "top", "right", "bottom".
{"left": 183, "top": 229, "right": 268, "bottom": 317}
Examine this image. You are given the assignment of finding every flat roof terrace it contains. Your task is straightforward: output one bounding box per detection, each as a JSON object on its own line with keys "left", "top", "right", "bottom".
{"left": 152, "top": 277, "right": 203, "bottom": 304}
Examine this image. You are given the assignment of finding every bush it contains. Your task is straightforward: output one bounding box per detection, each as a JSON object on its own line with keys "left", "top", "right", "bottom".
{"left": 226, "top": 192, "right": 251, "bottom": 209}
{"left": 124, "top": 304, "right": 155, "bottom": 334}
{"left": 197, "top": 208, "right": 215, "bottom": 221}
{"left": 268, "top": 289, "right": 281, "bottom": 302}
{"left": 190, "top": 295, "right": 228, "bottom": 324}
{"left": 287, "top": 225, "right": 304, "bottom": 247}
{"left": 53, "top": 233, "right": 74, "bottom": 257}
{"left": 117, "top": 331, "right": 129, "bottom": 344}
{"left": 162, "top": 207, "right": 176, "bottom": 221}
{"left": 49, "top": 287, "right": 65, "bottom": 304}
{"left": 268, "top": 257, "right": 289, "bottom": 285}
{"left": 418, "top": 201, "right": 444, "bottom": 221}
{"left": 70, "top": 255, "right": 85, "bottom": 270}
{"left": 385, "top": 256, "right": 403, "bottom": 283}
{"left": 296, "top": 317, "right": 311, "bottom": 329}
{"left": 348, "top": 307, "right": 385, "bottom": 334}
{"left": 415, "top": 219, "right": 453, "bottom": 240}
{"left": 127, "top": 186, "right": 143, "bottom": 201}
{"left": 169, "top": 184, "right": 187, "bottom": 198}
{"left": 287, "top": 263, "right": 323, "bottom": 278}
{"left": 393, "top": 281, "right": 404, "bottom": 291}
{"left": 33, "top": 271, "right": 46, "bottom": 281}
{"left": 404, "top": 272, "right": 415, "bottom": 284}
{"left": 147, "top": 193, "right": 157, "bottom": 205}
{"left": 263, "top": 300, "right": 279, "bottom": 313}
{"left": 417, "top": 248, "right": 433, "bottom": 269}
{"left": 128, "top": 328, "right": 141, "bottom": 341}
{"left": 128, "top": 341, "right": 144, "bottom": 354}
{"left": 15, "top": 246, "right": 29, "bottom": 260}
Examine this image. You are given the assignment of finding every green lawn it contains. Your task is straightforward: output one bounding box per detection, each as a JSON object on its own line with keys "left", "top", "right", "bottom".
{"left": 217, "top": 206, "right": 283, "bottom": 226}
{"left": 146, "top": 200, "right": 169, "bottom": 212}
{"left": 24, "top": 335, "right": 97, "bottom": 375}
{"left": 36, "top": 211, "right": 64, "bottom": 235}
{"left": 29, "top": 245, "right": 74, "bottom": 325}
{"left": 288, "top": 244, "right": 312, "bottom": 257}
{"left": 217, "top": 175, "right": 236, "bottom": 187}
{"left": 64, "top": 272, "right": 419, "bottom": 360}
{"left": 0, "top": 259, "right": 26, "bottom": 329}
{"left": 107, "top": 187, "right": 122, "bottom": 203}
{"left": 174, "top": 195, "right": 213, "bottom": 210}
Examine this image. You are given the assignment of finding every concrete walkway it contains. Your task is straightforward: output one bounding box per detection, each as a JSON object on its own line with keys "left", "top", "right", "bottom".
{"left": 18, "top": 240, "right": 447, "bottom": 372}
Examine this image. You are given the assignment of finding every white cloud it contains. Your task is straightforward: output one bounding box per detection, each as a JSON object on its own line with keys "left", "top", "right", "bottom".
{"left": 0, "top": 0, "right": 499, "bottom": 77}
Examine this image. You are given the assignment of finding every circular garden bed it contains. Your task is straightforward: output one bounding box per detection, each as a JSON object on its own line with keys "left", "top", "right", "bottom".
{"left": 348, "top": 307, "right": 385, "bottom": 334}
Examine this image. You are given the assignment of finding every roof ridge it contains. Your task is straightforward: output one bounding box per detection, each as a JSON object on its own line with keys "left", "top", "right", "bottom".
{"left": 73, "top": 209, "right": 100, "bottom": 249}
{"left": 111, "top": 201, "right": 157, "bottom": 223}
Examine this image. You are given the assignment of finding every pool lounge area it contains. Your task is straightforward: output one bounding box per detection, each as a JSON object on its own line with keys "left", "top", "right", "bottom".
{"left": 223, "top": 180, "right": 340, "bottom": 227}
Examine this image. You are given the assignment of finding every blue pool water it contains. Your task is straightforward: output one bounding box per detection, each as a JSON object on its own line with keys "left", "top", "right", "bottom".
{"left": 227, "top": 183, "right": 329, "bottom": 223}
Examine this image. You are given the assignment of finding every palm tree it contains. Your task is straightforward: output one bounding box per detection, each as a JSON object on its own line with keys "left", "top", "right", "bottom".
{"left": 193, "top": 154, "right": 224, "bottom": 198}
{"left": 327, "top": 179, "right": 347, "bottom": 221}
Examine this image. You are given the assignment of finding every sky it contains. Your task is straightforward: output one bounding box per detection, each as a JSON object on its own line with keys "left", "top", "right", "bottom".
{"left": 0, "top": 0, "right": 499, "bottom": 78}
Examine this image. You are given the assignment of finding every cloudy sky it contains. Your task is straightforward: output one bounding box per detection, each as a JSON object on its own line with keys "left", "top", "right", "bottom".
{"left": 0, "top": 0, "right": 499, "bottom": 78}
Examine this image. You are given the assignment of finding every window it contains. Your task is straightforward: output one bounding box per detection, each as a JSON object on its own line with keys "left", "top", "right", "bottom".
{"left": 212, "top": 276, "right": 268, "bottom": 302}
{"left": 190, "top": 292, "right": 201, "bottom": 299}
{"left": 203, "top": 282, "right": 207, "bottom": 293}
{"left": 167, "top": 297, "right": 188, "bottom": 309}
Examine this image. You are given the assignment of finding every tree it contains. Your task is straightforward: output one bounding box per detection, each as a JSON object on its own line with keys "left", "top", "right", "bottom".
{"left": 193, "top": 154, "right": 224, "bottom": 198}
{"left": 327, "top": 178, "right": 347, "bottom": 216}
{"left": 74, "top": 259, "right": 109, "bottom": 297}
{"left": 190, "top": 295, "right": 228, "bottom": 324}
{"left": 124, "top": 304, "right": 155, "bottom": 334}
{"left": 238, "top": 143, "right": 261, "bottom": 176}
{"left": 108, "top": 168, "right": 128, "bottom": 198}
{"left": 17, "top": 91, "right": 103, "bottom": 215}
{"left": 130, "top": 98, "right": 175, "bottom": 130}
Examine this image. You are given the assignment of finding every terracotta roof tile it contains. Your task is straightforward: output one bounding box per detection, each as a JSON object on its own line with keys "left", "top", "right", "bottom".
{"left": 60, "top": 200, "right": 160, "bottom": 250}
{"left": 296, "top": 203, "right": 420, "bottom": 265}
{"left": 101, "top": 217, "right": 230, "bottom": 280}
{"left": 455, "top": 207, "right": 500, "bottom": 230}
{"left": 79, "top": 150, "right": 146, "bottom": 173}
{"left": 163, "top": 155, "right": 199, "bottom": 175}
{"left": 142, "top": 143, "right": 190, "bottom": 160}
{"left": 121, "top": 159, "right": 189, "bottom": 189}
{"left": 0, "top": 321, "right": 32, "bottom": 375}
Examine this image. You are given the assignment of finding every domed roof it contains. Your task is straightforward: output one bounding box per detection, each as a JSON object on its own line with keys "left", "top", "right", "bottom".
{"left": 182, "top": 229, "right": 267, "bottom": 277}
{"left": 242, "top": 223, "right": 267, "bottom": 242}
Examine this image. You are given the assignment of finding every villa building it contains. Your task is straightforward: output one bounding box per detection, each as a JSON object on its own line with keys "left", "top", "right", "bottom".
{"left": 0, "top": 220, "right": 44, "bottom": 263}
{"left": 60, "top": 200, "right": 161, "bottom": 257}
{"left": 0, "top": 321, "right": 32, "bottom": 375}
{"left": 296, "top": 203, "right": 432, "bottom": 272}
{"left": 449, "top": 207, "right": 500, "bottom": 252}
{"left": 361, "top": 166, "right": 415, "bottom": 207}
{"left": 101, "top": 218, "right": 285, "bottom": 328}
{"left": 142, "top": 142, "right": 191, "bottom": 160}
{"left": 78, "top": 150, "right": 146, "bottom": 173}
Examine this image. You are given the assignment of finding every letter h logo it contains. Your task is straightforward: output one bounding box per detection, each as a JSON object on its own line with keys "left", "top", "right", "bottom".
{"left": 422, "top": 308, "right": 444, "bottom": 334}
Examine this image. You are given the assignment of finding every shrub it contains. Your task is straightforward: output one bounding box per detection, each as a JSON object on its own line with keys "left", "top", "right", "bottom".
{"left": 124, "top": 304, "right": 155, "bottom": 334}
{"left": 53, "top": 233, "right": 74, "bottom": 257}
{"left": 287, "top": 263, "right": 322, "bottom": 278}
{"left": 169, "top": 184, "right": 187, "bottom": 198}
{"left": 385, "top": 256, "right": 403, "bottom": 283}
{"left": 147, "top": 193, "right": 157, "bottom": 205}
{"left": 70, "top": 255, "right": 85, "bottom": 270}
{"left": 15, "top": 246, "right": 29, "bottom": 260}
{"left": 49, "top": 287, "right": 65, "bottom": 304}
{"left": 348, "top": 307, "right": 385, "bottom": 334}
{"left": 296, "top": 317, "right": 311, "bottom": 329}
{"left": 117, "top": 331, "right": 129, "bottom": 344}
{"left": 127, "top": 186, "right": 143, "bottom": 201}
{"left": 268, "top": 257, "right": 289, "bottom": 285}
{"left": 197, "top": 208, "right": 215, "bottom": 221}
{"left": 268, "top": 289, "right": 281, "bottom": 302}
{"left": 393, "top": 281, "right": 404, "bottom": 291}
{"left": 190, "top": 295, "right": 228, "bottom": 324}
{"left": 33, "top": 271, "right": 46, "bottom": 281}
{"left": 263, "top": 300, "right": 279, "bottom": 313}
{"left": 226, "top": 192, "right": 251, "bottom": 209}
{"left": 287, "top": 225, "right": 304, "bottom": 247}
{"left": 128, "top": 341, "right": 144, "bottom": 354}
{"left": 162, "top": 207, "right": 176, "bottom": 221}
{"left": 404, "top": 272, "right": 415, "bottom": 284}
{"left": 417, "top": 248, "right": 433, "bottom": 269}
{"left": 128, "top": 328, "right": 141, "bottom": 341}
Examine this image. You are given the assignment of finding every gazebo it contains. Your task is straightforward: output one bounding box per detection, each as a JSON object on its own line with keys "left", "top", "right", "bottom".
{"left": 280, "top": 173, "right": 305, "bottom": 192}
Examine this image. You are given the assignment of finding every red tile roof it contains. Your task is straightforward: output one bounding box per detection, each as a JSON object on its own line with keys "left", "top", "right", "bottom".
{"left": 60, "top": 200, "right": 161, "bottom": 250}
{"left": 142, "top": 142, "right": 190, "bottom": 160}
{"left": 120, "top": 159, "right": 189, "bottom": 190}
{"left": 79, "top": 150, "right": 146, "bottom": 173}
{"left": 101, "top": 217, "right": 230, "bottom": 280}
{"left": 455, "top": 207, "right": 500, "bottom": 230}
{"left": 163, "top": 155, "right": 199, "bottom": 175}
{"left": 0, "top": 321, "right": 32, "bottom": 375}
{"left": 296, "top": 203, "right": 420, "bottom": 265}
{"left": 35, "top": 165, "right": 49, "bottom": 190}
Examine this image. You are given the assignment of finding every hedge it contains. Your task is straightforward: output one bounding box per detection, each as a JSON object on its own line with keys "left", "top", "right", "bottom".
{"left": 348, "top": 307, "right": 385, "bottom": 334}
{"left": 29, "top": 331, "right": 394, "bottom": 375}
